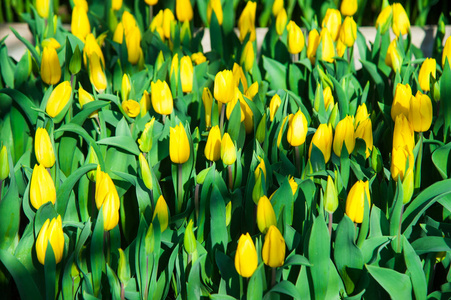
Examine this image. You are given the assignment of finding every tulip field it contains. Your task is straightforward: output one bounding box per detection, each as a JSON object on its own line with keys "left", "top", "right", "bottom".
{"left": 1, "top": 0, "right": 451, "bottom": 299}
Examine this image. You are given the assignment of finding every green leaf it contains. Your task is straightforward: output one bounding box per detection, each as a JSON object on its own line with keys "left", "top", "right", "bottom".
{"left": 71, "top": 101, "right": 109, "bottom": 126}
{"left": 210, "top": 185, "right": 228, "bottom": 253}
{"left": 432, "top": 142, "right": 451, "bottom": 179}
{"left": 366, "top": 264, "right": 412, "bottom": 299}
{"left": 0, "top": 44, "right": 15, "bottom": 88}
{"left": 91, "top": 208, "right": 105, "bottom": 297}
{"left": 402, "top": 236, "right": 427, "bottom": 300}
{"left": 440, "top": 60, "right": 451, "bottom": 141}
{"left": 44, "top": 240, "right": 56, "bottom": 300}
{"left": 360, "top": 60, "right": 385, "bottom": 100}
{"left": 283, "top": 254, "right": 311, "bottom": 267}
{"left": 262, "top": 56, "right": 287, "bottom": 90}
{"left": 10, "top": 27, "right": 41, "bottom": 64}
{"left": 247, "top": 264, "right": 264, "bottom": 300}
{"left": 265, "top": 280, "right": 301, "bottom": 299}
{"left": 308, "top": 215, "right": 330, "bottom": 300}
{"left": 411, "top": 236, "right": 451, "bottom": 255}
{"left": 97, "top": 136, "right": 140, "bottom": 156}
{"left": 0, "top": 88, "right": 38, "bottom": 124}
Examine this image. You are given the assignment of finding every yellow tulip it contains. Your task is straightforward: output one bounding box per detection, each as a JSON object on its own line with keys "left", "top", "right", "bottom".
{"left": 202, "top": 87, "right": 213, "bottom": 128}
{"left": 409, "top": 91, "right": 432, "bottom": 132}
{"left": 286, "top": 21, "right": 305, "bottom": 55}
{"left": 275, "top": 8, "right": 287, "bottom": 36}
{"left": 221, "top": 133, "right": 236, "bottom": 165}
{"left": 41, "top": 38, "right": 61, "bottom": 50}
{"left": 240, "top": 41, "right": 255, "bottom": 72}
{"left": 88, "top": 53, "right": 107, "bottom": 92}
{"left": 170, "top": 123, "right": 190, "bottom": 164}
{"left": 235, "top": 233, "right": 258, "bottom": 277}
{"left": 46, "top": 81, "right": 72, "bottom": 118}
{"left": 340, "top": 0, "right": 357, "bottom": 16}
{"left": 391, "top": 145, "right": 414, "bottom": 181}
{"left": 262, "top": 225, "right": 285, "bottom": 268}
{"left": 354, "top": 118, "right": 373, "bottom": 158}
{"left": 0, "top": 146, "right": 9, "bottom": 181}
{"left": 102, "top": 192, "right": 120, "bottom": 231}
{"left": 113, "top": 22, "right": 125, "bottom": 44}
{"left": 386, "top": 39, "right": 402, "bottom": 73}
{"left": 205, "top": 125, "right": 222, "bottom": 162}
{"left": 35, "top": 128, "right": 55, "bottom": 168}
{"left": 324, "top": 176, "right": 338, "bottom": 213}
{"left": 95, "top": 165, "right": 120, "bottom": 210}
{"left": 288, "top": 176, "right": 298, "bottom": 195}
{"left": 71, "top": 5, "right": 91, "bottom": 42}
{"left": 112, "top": 0, "right": 122, "bottom": 10}
{"left": 287, "top": 110, "right": 308, "bottom": 147}
{"left": 121, "top": 74, "right": 131, "bottom": 101}
{"left": 170, "top": 53, "right": 179, "bottom": 87}
{"left": 41, "top": 46, "right": 61, "bottom": 85}
{"left": 36, "top": 0, "right": 50, "bottom": 18}
{"left": 138, "top": 118, "right": 155, "bottom": 153}
{"left": 442, "top": 36, "right": 451, "bottom": 68}
{"left": 122, "top": 100, "right": 140, "bottom": 118}
{"left": 151, "top": 80, "right": 173, "bottom": 115}
{"left": 375, "top": 5, "right": 392, "bottom": 34}
{"left": 150, "top": 11, "right": 164, "bottom": 39}
{"left": 78, "top": 86, "right": 98, "bottom": 118}
{"left": 180, "top": 56, "right": 194, "bottom": 93}
{"left": 323, "top": 86, "right": 334, "bottom": 110}
{"left": 36, "top": 216, "right": 64, "bottom": 264}
{"left": 214, "top": 70, "right": 235, "bottom": 104}
{"left": 152, "top": 195, "right": 169, "bottom": 231}
{"left": 272, "top": 0, "right": 284, "bottom": 16}
{"left": 191, "top": 52, "right": 207, "bottom": 65}
{"left": 238, "top": 1, "right": 257, "bottom": 42}
{"left": 73, "top": 0, "right": 88, "bottom": 11}
{"left": 139, "top": 153, "right": 153, "bottom": 190}
{"left": 339, "top": 16, "right": 357, "bottom": 47}
{"left": 83, "top": 33, "right": 105, "bottom": 68}
{"left": 336, "top": 40, "right": 347, "bottom": 57}
{"left": 354, "top": 103, "right": 369, "bottom": 128}
{"left": 163, "top": 9, "right": 175, "bottom": 39}
{"left": 122, "top": 11, "right": 137, "bottom": 33}
{"left": 125, "top": 26, "right": 142, "bottom": 65}
{"left": 393, "top": 114, "right": 415, "bottom": 150}
{"left": 333, "top": 115, "right": 355, "bottom": 156}
{"left": 322, "top": 8, "right": 341, "bottom": 41}
{"left": 144, "top": 0, "right": 158, "bottom": 5}
{"left": 254, "top": 156, "right": 266, "bottom": 180}
{"left": 140, "top": 90, "right": 151, "bottom": 117}
{"left": 269, "top": 94, "right": 281, "bottom": 122}
{"left": 309, "top": 123, "right": 333, "bottom": 163}
{"left": 418, "top": 58, "right": 436, "bottom": 92}
{"left": 30, "top": 164, "right": 56, "bottom": 210}
{"left": 307, "top": 29, "right": 320, "bottom": 64}
{"left": 320, "top": 27, "right": 336, "bottom": 63}
{"left": 245, "top": 82, "right": 259, "bottom": 99}
{"left": 233, "top": 63, "right": 248, "bottom": 91}
{"left": 241, "top": 95, "right": 254, "bottom": 134}
{"left": 392, "top": 3, "right": 410, "bottom": 37}
{"left": 257, "top": 196, "right": 277, "bottom": 234}
{"left": 277, "top": 115, "right": 289, "bottom": 148}
{"left": 176, "top": 0, "right": 193, "bottom": 22}
{"left": 391, "top": 83, "right": 411, "bottom": 121}
{"left": 346, "top": 180, "right": 371, "bottom": 223}
{"left": 207, "top": 0, "right": 223, "bottom": 25}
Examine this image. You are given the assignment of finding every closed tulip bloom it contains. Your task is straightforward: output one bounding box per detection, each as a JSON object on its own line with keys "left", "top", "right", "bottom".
{"left": 307, "top": 29, "right": 320, "bottom": 64}
{"left": 320, "top": 27, "right": 336, "bottom": 63}
{"left": 257, "top": 196, "right": 277, "bottom": 234}
{"left": 163, "top": 9, "right": 175, "bottom": 39}
{"left": 122, "top": 11, "right": 137, "bottom": 33}
{"left": 191, "top": 52, "right": 207, "bottom": 65}
{"left": 83, "top": 34, "right": 105, "bottom": 68}
{"left": 241, "top": 41, "right": 255, "bottom": 72}
{"left": 152, "top": 195, "right": 169, "bottom": 231}
{"left": 30, "top": 164, "right": 56, "bottom": 209}
{"left": 205, "top": 125, "right": 222, "bottom": 162}
{"left": 103, "top": 192, "right": 120, "bottom": 231}
{"left": 392, "top": 3, "right": 410, "bottom": 37}
{"left": 73, "top": 0, "right": 88, "bottom": 11}
{"left": 418, "top": 58, "right": 436, "bottom": 92}
{"left": 275, "top": 8, "right": 288, "bottom": 36}
{"left": 355, "top": 103, "right": 369, "bottom": 128}
{"left": 339, "top": 16, "right": 357, "bottom": 47}
{"left": 214, "top": 70, "right": 235, "bottom": 104}
{"left": 354, "top": 118, "right": 373, "bottom": 158}
{"left": 88, "top": 53, "right": 107, "bottom": 92}
{"left": 41, "top": 46, "right": 61, "bottom": 85}
{"left": 112, "top": 0, "right": 122, "bottom": 10}
{"left": 386, "top": 39, "right": 402, "bottom": 73}
{"left": 324, "top": 176, "right": 338, "bottom": 213}
{"left": 287, "top": 110, "right": 308, "bottom": 147}
{"left": 139, "top": 153, "right": 153, "bottom": 190}
{"left": 221, "top": 133, "right": 236, "bottom": 165}
{"left": 272, "top": 0, "right": 284, "bottom": 16}
{"left": 180, "top": 56, "right": 194, "bottom": 93}
{"left": 323, "top": 86, "right": 334, "bottom": 110}
{"left": 235, "top": 233, "right": 258, "bottom": 277}
{"left": 122, "top": 100, "right": 140, "bottom": 117}
{"left": 78, "top": 86, "right": 98, "bottom": 118}
{"left": 262, "top": 225, "right": 285, "bottom": 268}
{"left": 207, "top": 0, "right": 223, "bottom": 25}
{"left": 170, "top": 123, "right": 190, "bottom": 164}
{"left": 346, "top": 180, "right": 371, "bottom": 223}
{"left": 36, "top": 216, "right": 64, "bottom": 265}
{"left": 269, "top": 94, "right": 282, "bottom": 122}
{"left": 113, "top": 22, "right": 125, "bottom": 44}
{"left": 442, "top": 36, "right": 451, "bottom": 68}
{"left": 375, "top": 5, "right": 392, "bottom": 34}
{"left": 333, "top": 115, "right": 355, "bottom": 156}
{"left": 184, "top": 219, "right": 197, "bottom": 254}
{"left": 233, "top": 63, "right": 248, "bottom": 91}
{"left": 46, "top": 81, "right": 72, "bottom": 118}
{"left": 202, "top": 87, "right": 213, "bottom": 128}
{"left": 150, "top": 11, "right": 164, "bottom": 38}
{"left": 254, "top": 157, "right": 267, "bottom": 180}
{"left": 340, "top": 0, "right": 357, "bottom": 16}
{"left": 144, "top": 0, "right": 158, "bottom": 5}
{"left": 391, "top": 145, "right": 414, "bottom": 181}
{"left": 176, "top": 0, "right": 193, "bottom": 22}
{"left": 95, "top": 166, "right": 120, "bottom": 209}
{"left": 245, "top": 82, "right": 259, "bottom": 100}
{"left": 286, "top": 21, "right": 305, "bottom": 55}
{"left": 322, "top": 9, "right": 341, "bottom": 41}
{"left": 151, "top": 80, "right": 173, "bottom": 115}
{"left": 309, "top": 123, "right": 333, "bottom": 163}
{"left": 242, "top": 97, "right": 254, "bottom": 134}
{"left": 36, "top": 0, "right": 50, "bottom": 18}
{"left": 336, "top": 40, "right": 347, "bottom": 57}
{"left": 391, "top": 83, "right": 412, "bottom": 121}
{"left": 121, "top": 74, "right": 131, "bottom": 101}
{"left": 0, "top": 146, "right": 8, "bottom": 181}
{"left": 140, "top": 91, "right": 151, "bottom": 117}
{"left": 41, "top": 38, "right": 61, "bottom": 50}
{"left": 35, "top": 128, "right": 55, "bottom": 168}
{"left": 409, "top": 91, "right": 433, "bottom": 132}
{"left": 72, "top": 5, "right": 91, "bottom": 42}
{"left": 393, "top": 114, "right": 415, "bottom": 150}
{"left": 126, "top": 26, "right": 142, "bottom": 65}
{"left": 138, "top": 118, "right": 155, "bottom": 153}
{"left": 238, "top": 1, "right": 257, "bottom": 42}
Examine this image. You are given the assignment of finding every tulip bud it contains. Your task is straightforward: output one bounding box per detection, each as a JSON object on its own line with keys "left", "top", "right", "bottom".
{"left": 238, "top": 1, "right": 257, "bottom": 42}
{"left": 241, "top": 96, "right": 254, "bottom": 134}
{"left": 240, "top": 41, "right": 255, "bottom": 73}
{"left": 307, "top": 29, "right": 320, "bottom": 64}
{"left": 225, "top": 201, "right": 232, "bottom": 226}
{"left": 72, "top": 5, "right": 91, "bottom": 42}
{"left": 207, "top": 0, "right": 223, "bottom": 25}
{"left": 409, "top": 91, "right": 432, "bottom": 132}
{"left": 221, "top": 133, "right": 236, "bottom": 165}
{"left": 117, "top": 248, "right": 128, "bottom": 284}
{"left": 122, "top": 100, "right": 140, "bottom": 118}
{"left": 36, "top": 0, "right": 50, "bottom": 18}
{"left": 333, "top": 115, "right": 355, "bottom": 156}
{"left": 355, "top": 103, "right": 369, "bottom": 128}
{"left": 442, "top": 36, "right": 451, "bottom": 68}
{"left": 392, "top": 3, "right": 410, "bottom": 37}
{"left": 180, "top": 56, "right": 194, "bottom": 93}
{"left": 36, "top": 216, "right": 64, "bottom": 265}
{"left": 163, "top": 9, "right": 175, "bottom": 40}
{"left": 140, "top": 91, "right": 151, "bottom": 117}
{"left": 256, "top": 114, "right": 266, "bottom": 143}
{"left": 354, "top": 118, "right": 373, "bottom": 158}
{"left": 41, "top": 38, "right": 61, "bottom": 50}
{"left": 418, "top": 58, "right": 436, "bottom": 92}
{"left": 375, "top": 5, "right": 392, "bottom": 34}
{"left": 322, "top": 8, "right": 341, "bottom": 41}
{"left": 73, "top": 0, "right": 88, "bottom": 11}
{"left": 95, "top": 166, "right": 120, "bottom": 209}
{"left": 262, "top": 225, "right": 285, "bottom": 268}
{"left": 30, "top": 164, "right": 56, "bottom": 210}
{"left": 277, "top": 115, "right": 289, "bottom": 148}
{"left": 176, "top": 0, "right": 193, "bottom": 22}
{"left": 153, "top": 195, "right": 169, "bottom": 232}
{"left": 235, "top": 233, "right": 258, "bottom": 277}
{"left": 339, "top": 16, "right": 357, "bottom": 47}
{"left": 287, "top": 110, "right": 308, "bottom": 147}
{"left": 184, "top": 219, "right": 197, "bottom": 254}
{"left": 151, "top": 80, "right": 173, "bottom": 115}
{"left": 402, "top": 167, "right": 414, "bottom": 204}
{"left": 324, "top": 176, "right": 338, "bottom": 213}
{"left": 254, "top": 156, "right": 266, "bottom": 180}
{"left": 41, "top": 46, "right": 61, "bottom": 85}
{"left": 78, "top": 86, "right": 98, "bottom": 118}
{"left": 113, "top": 22, "right": 125, "bottom": 44}
{"left": 323, "top": 86, "right": 334, "bottom": 111}
{"left": 329, "top": 104, "right": 340, "bottom": 129}
{"left": 287, "top": 176, "right": 298, "bottom": 195}
{"left": 320, "top": 27, "right": 336, "bottom": 63}
{"left": 170, "top": 123, "right": 190, "bottom": 164}
{"left": 202, "top": 87, "right": 213, "bottom": 128}
{"left": 112, "top": 0, "right": 122, "bottom": 10}
{"left": 121, "top": 74, "right": 131, "bottom": 101}
{"left": 138, "top": 118, "right": 155, "bottom": 153}
{"left": 83, "top": 34, "right": 105, "bottom": 68}
{"left": 257, "top": 195, "right": 277, "bottom": 234}
{"left": 391, "top": 145, "right": 414, "bottom": 182}
{"left": 139, "top": 153, "right": 153, "bottom": 190}
{"left": 35, "top": 128, "right": 55, "bottom": 168}
{"left": 46, "top": 81, "right": 72, "bottom": 119}
{"left": 371, "top": 146, "right": 383, "bottom": 174}
{"left": 345, "top": 180, "right": 371, "bottom": 223}
{"left": 103, "top": 191, "right": 120, "bottom": 231}
{"left": 393, "top": 114, "right": 414, "bottom": 150}
{"left": 205, "top": 125, "right": 221, "bottom": 162}
{"left": 180, "top": 21, "right": 192, "bottom": 42}
{"left": 191, "top": 52, "right": 207, "bottom": 65}
{"left": 275, "top": 8, "right": 288, "bottom": 36}
{"left": 88, "top": 53, "right": 107, "bottom": 92}
{"left": 272, "top": 0, "right": 284, "bottom": 16}
{"left": 286, "top": 21, "right": 305, "bottom": 55}
{"left": 336, "top": 40, "right": 347, "bottom": 58}
{"left": 391, "top": 83, "right": 412, "bottom": 121}
{"left": 85, "top": 146, "right": 98, "bottom": 182}
{"left": 233, "top": 63, "right": 248, "bottom": 91}
{"left": 385, "top": 39, "right": 402, "bottom": 73}
{"left": 340, "top": 0, "right": 357, "bottom": 16}
{"left": 214, "top": 70, "right": 235, "bottom": 104}
{"left": 269, "top": 94, "right": 281, "bottom": 122}
{"left": 309, "top": 123, "right": 333, "bottom": 163}
{"left": 126, "top": 26, "right": 142, "bottom": 65}
{"left": 0, "top": 146, "right": 9, "bottom": 181}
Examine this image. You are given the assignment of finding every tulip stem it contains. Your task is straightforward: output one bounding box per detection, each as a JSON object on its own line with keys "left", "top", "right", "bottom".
{"left": 220, "top": 105, "right": 226, "bottom": 135}
{"left": 194, "top": 184, "right": 200, "bottom": 220}
{"left": 162, "top": 114, "right": 166, "bottom": 125}
{"left": 414, "top": 133, "right": 423, "bottom": 192}
{"left": 104, "top": 230, "right": 111, "bottom": 265}
{"left": 148, "top": 4, "right": 153, "bottom": 28}
{"left": 328, "top": 212, "right": 333, "bottom": 237}
{"left": 177, "top": 164, "right": 183, "bottom": 214}
{"left": 271, "top": 267, "right": 276, "bottom": 288}
{"left": 120, "top": 282, "right": 125, "bottom": 300}
{"left": 295, "top": 146, "right": 300, "bottom": 176}
{"left": 144, "top": 256, "right": 149, "bottom": 300}
{"left": 397, "top": 205, "right": 404, "bottom": 252}
{"left": 228, "top": 165, "right": 233, "bottom": 191}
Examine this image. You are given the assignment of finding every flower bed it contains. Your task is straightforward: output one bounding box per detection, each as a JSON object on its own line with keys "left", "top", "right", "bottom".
{"left": 1, "top": 0, "right": 451, "bottom": 299}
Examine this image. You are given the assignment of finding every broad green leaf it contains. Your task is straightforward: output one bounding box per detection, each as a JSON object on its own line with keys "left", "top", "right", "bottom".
{"left": 97, "top": 136, "right": 140, "bottom": 156}
{"left": 402, "top": 236, "right": 427, "bottom": 300}
{"left": 262, "top": 55, "right": 287, "bottom": 90}
{"left": 432, "top": 142, "right": 451, "bottom": 179}
{"left": 411, "top": 236, "right": 451, "bottom": 255}
{"left": 308, "top": 215, "right": 330, "bottom": 300}
{"left": 366, "top": 264, "right": 412, "bottom": 299}
{"left": 265, "top": 280, "right": 301, "bottom": 299}
{"left": 0, "top": 88, "right": 38, "bottom": 124}
{"left": 210, "top": 185, "right": 228, "bottom": 253}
